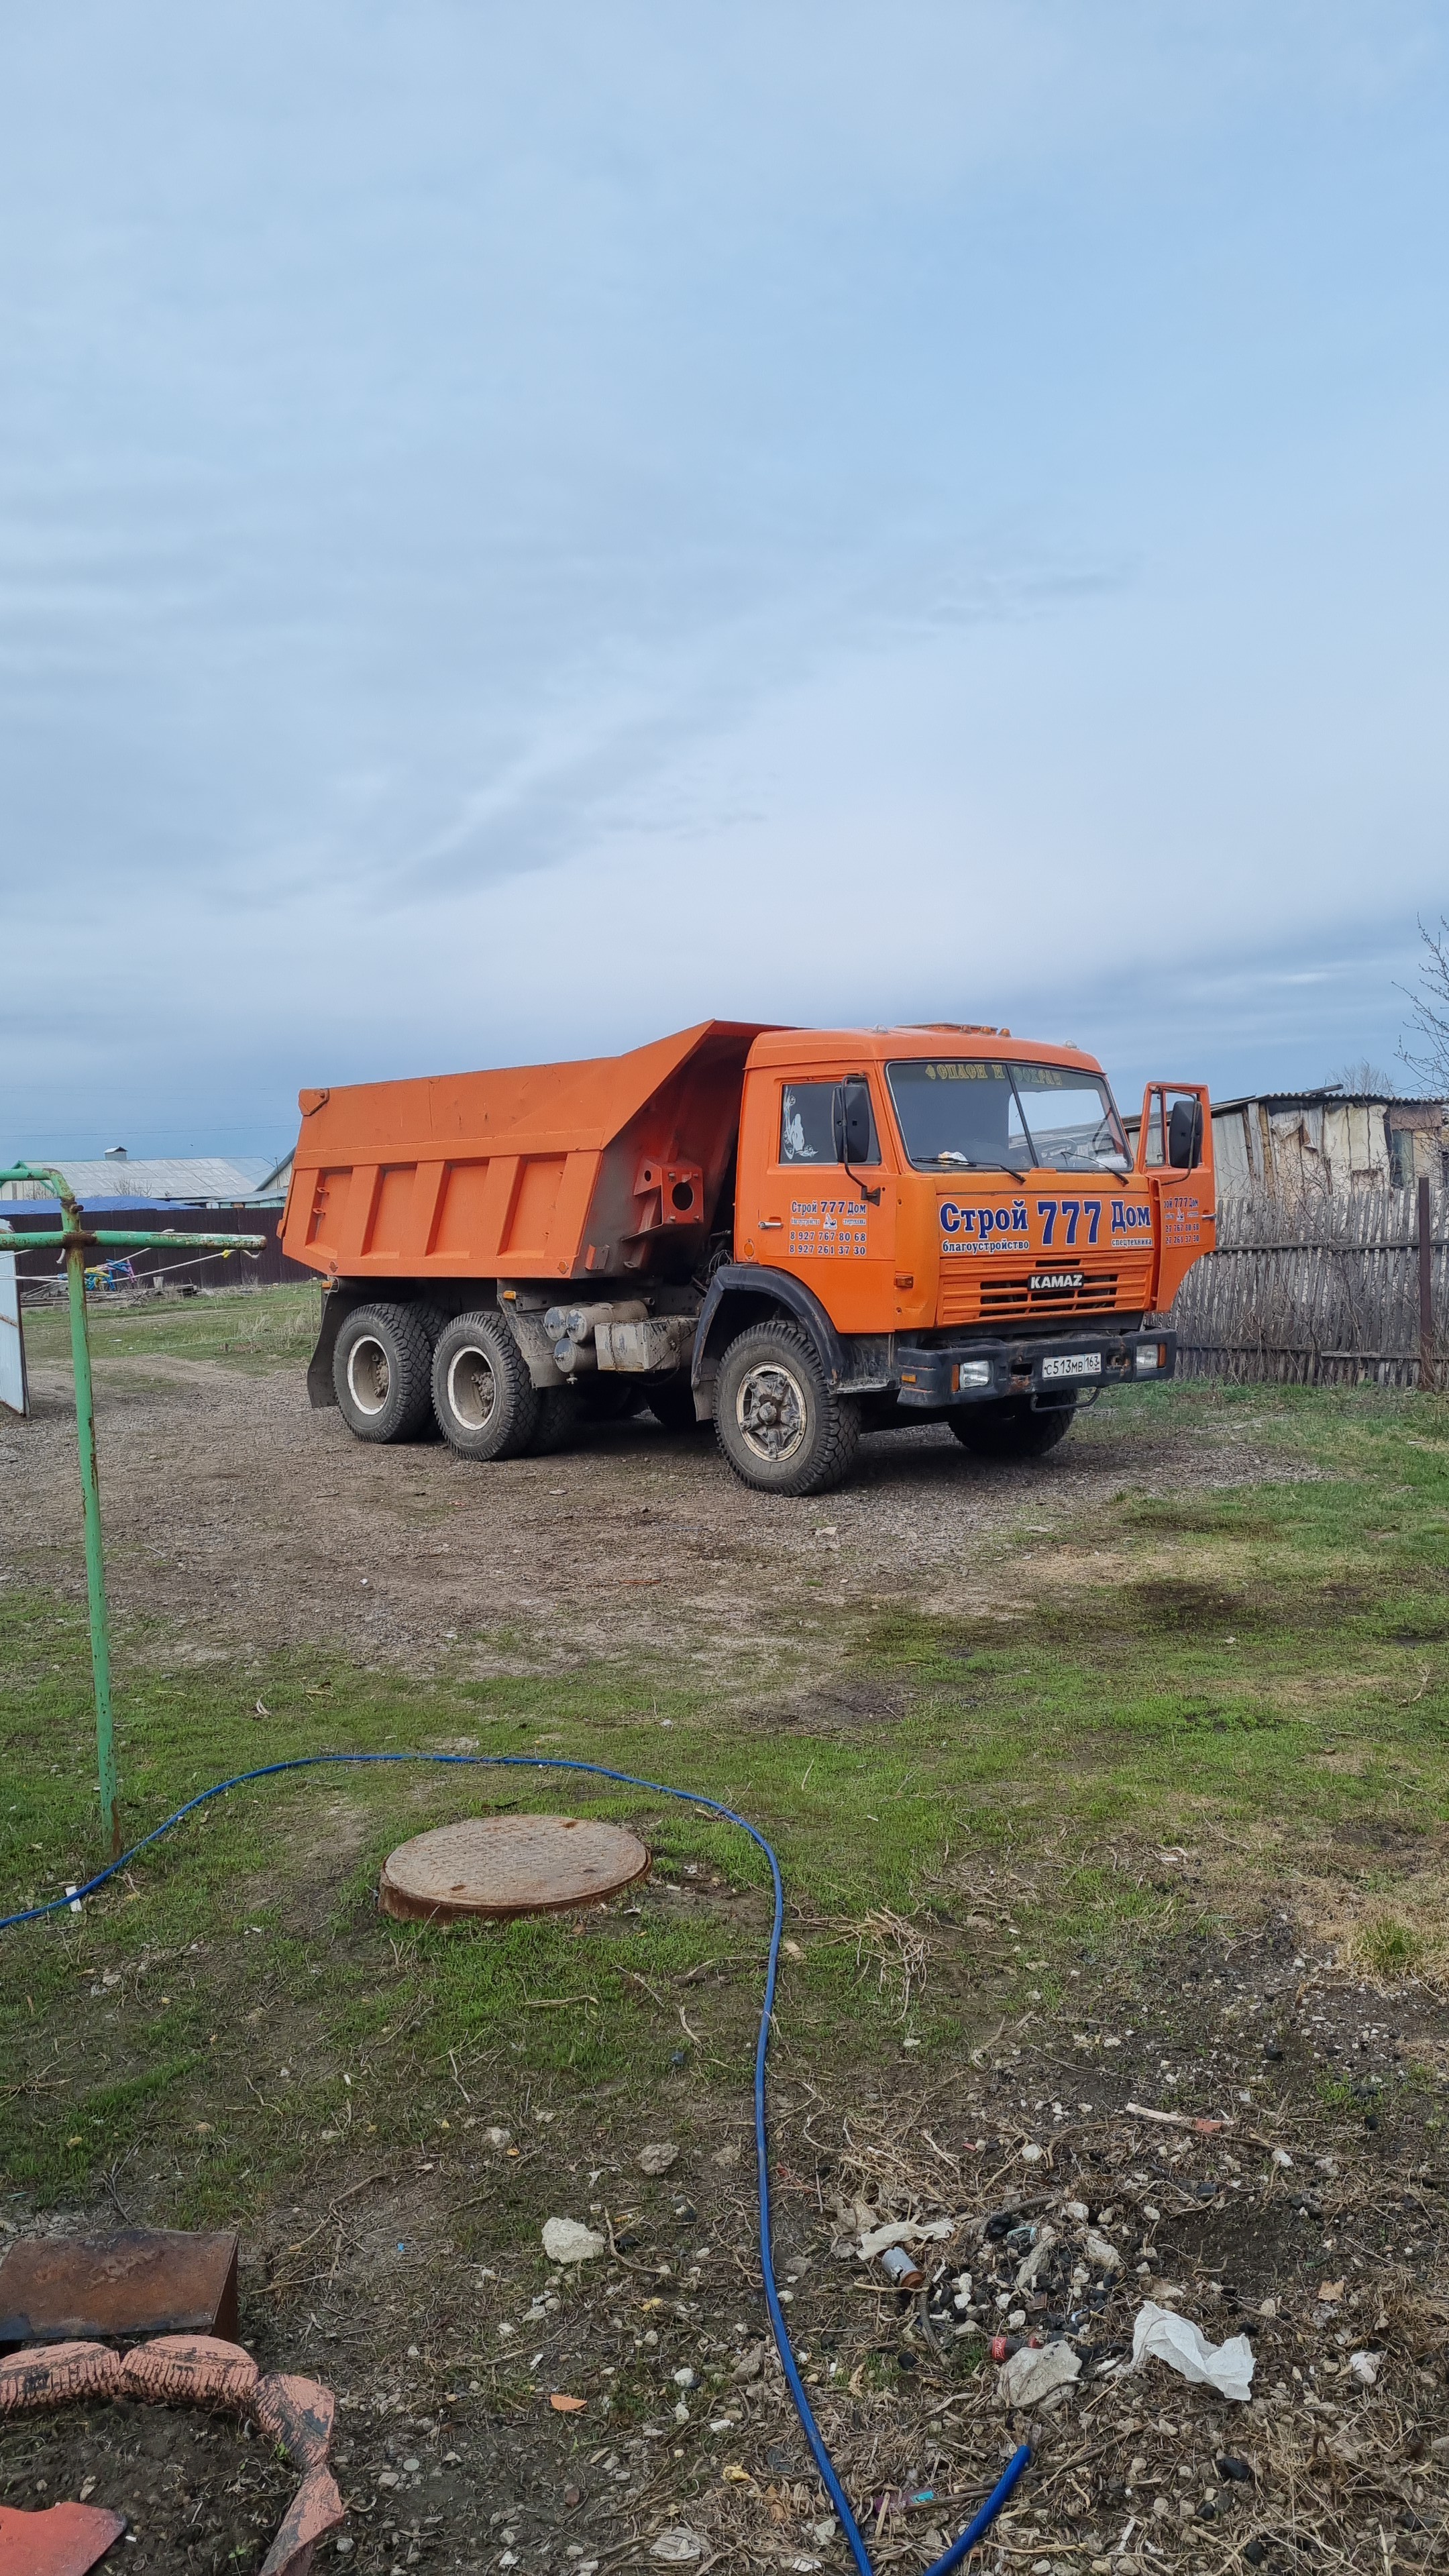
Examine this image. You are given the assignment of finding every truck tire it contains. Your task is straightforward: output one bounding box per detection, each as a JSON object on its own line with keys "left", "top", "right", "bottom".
{"left": 714, "top": 1320, "right": 860, "bottom": 1497}
{"left": 432, "top": 1310, "right": 541, "bottom": 1460}
{"left": 333, "top": 1303, "right": 435, "bottom": 1443}
{"left": 647, "top": 1382, "right": 707, "bottom": 1436}
{"left": 950, "top": 1397, "right": 1076, "bottom": 1460}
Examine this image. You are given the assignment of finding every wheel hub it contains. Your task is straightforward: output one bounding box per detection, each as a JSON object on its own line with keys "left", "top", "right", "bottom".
{"left": 736, "top": 1361, "right": 806, "bottom": 1463}
{"left": 346, "top": 1336, "right": 390, "bottom": 1415}
{"left": 447, "top": 1346, "right": 498, "bottom": 1432}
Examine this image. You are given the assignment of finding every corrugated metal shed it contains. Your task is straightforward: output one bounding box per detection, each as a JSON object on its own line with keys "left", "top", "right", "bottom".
{"left": 1124, "top": 1089, "right": 1449, "bottom": 1198}
{"left": 0, "top": 1155, "right": 276, "bottom": 1204}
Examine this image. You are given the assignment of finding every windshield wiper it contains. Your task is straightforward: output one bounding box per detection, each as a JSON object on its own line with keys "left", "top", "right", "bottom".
{"left": 934, "top": 1156, "right": 1028, "bottom": 1180}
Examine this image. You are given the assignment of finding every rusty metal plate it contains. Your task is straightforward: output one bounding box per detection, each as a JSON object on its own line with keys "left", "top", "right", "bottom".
{"left": 0, "top": 2230, "right": 238, "bottom": 2351}
{"left": 378, "top": 1813, "right": 650, "bottom": 1923}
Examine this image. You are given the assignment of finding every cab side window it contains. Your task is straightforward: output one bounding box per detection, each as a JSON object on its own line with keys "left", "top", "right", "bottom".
{"left": 780, "top": 1081, "right": 880, "bottom": 1165}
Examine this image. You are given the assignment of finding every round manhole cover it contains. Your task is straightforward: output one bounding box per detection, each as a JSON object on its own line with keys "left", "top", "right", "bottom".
{"left": 378, "top": 1813, "right": 651, "bottom": 1923}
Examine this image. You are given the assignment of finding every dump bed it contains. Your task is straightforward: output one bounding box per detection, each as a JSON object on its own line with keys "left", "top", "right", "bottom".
{"left": 281, "top": 1020, "right": 769, "bottom": 1285}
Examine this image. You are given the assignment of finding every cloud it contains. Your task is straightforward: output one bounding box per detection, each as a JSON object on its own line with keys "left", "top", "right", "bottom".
{"left": 2, "top": 3, "right": 1448, "bottom": 1153}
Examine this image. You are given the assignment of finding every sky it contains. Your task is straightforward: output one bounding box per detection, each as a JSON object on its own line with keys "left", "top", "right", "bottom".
{"left": 3, "top": 1, "right": 1448, "bottom": 1163}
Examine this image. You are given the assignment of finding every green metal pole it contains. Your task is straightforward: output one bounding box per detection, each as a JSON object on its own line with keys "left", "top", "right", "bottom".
{"left": 0, "top": 1161, "right": 263, "bottom": 1860}
{"left": 66, "top": 1230, "right": 120, "bottom": 1855}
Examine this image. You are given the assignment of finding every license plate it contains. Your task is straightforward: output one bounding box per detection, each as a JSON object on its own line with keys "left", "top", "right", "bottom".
{"left": 1041, "top": 1350, "right": 1101, "bottom": 1381}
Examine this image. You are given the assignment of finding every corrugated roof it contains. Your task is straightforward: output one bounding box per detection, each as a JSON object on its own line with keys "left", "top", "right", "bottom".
{"left": 0, "top": 1156, "right": 275, "bottom": 1203}
{"left": 1209, "top": 1091, "right": 1446, "bottom": 1116}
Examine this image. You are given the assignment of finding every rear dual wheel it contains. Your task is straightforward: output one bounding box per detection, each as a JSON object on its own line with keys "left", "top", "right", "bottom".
{"left": 431, "top": 1310, "right": 541, "bottom": 1460}
{"left": 332, "top": 1303, "right": 436, "bottom": 1442}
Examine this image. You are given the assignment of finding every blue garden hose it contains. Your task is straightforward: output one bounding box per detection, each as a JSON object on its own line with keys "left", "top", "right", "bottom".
{"left": 1, "top": 1752, "right": 1030, "bottom": 2573}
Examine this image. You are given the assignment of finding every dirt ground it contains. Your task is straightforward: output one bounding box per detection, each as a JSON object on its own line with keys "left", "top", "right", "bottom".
{"left": 3, "top": 1348, "right": 1446, "bottom": 2575}
{"left": 0, "top": 1356, "right": 1311, "bottom": 1682}
{"left": 4, "top": 1892, "right": 1447, "bottom": 2575}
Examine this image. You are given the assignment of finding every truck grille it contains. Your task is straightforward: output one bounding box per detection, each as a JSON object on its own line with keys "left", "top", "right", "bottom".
{"left": 938, "top": 1260, "right": 1151, "bottom": 1326}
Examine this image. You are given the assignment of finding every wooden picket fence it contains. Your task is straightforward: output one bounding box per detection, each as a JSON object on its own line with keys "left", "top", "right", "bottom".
{"left": 1167, "top": 1184, "right": 1447, "bottom": 1388}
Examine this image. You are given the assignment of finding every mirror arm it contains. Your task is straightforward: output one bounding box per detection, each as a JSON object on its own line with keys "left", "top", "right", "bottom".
{"left": 835, "top": 1077, "right": 882, "bottom": 1207}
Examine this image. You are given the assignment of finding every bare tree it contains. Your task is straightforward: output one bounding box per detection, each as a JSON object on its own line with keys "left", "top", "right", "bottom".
{"left": 1398, "top": 915, "right": 1449, "bottom": 1093}
{"left": 1325, "top": 1057, "right": 1398, "bottom": 1096}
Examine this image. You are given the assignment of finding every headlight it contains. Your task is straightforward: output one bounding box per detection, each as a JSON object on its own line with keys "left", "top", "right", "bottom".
{"left": 956, "top": 1360, "right": 994, "bottom": 1389}
{"left": 1134, "top": 1344, "right": 1165, "bottom": 1375}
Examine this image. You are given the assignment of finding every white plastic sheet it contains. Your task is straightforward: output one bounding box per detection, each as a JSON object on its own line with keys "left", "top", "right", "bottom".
{"left": 1130, "top": 2300, "right": 1254, "bottom": 2402}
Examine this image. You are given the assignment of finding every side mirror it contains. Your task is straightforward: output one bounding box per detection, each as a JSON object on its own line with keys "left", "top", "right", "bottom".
{"left": 1168, "top": 1097, "right": 1203, "bottom": 1169}
{"left": 833, "top": 1079, "right": 874, "bottom": 1165}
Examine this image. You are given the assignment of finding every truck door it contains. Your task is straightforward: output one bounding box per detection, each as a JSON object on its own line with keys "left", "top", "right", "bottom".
{"left": 1136, "top": 1081, "right": 1216, "bottom": 1307}
{"left": 745, "top": 1068, "right": 897, "bottom": 1330}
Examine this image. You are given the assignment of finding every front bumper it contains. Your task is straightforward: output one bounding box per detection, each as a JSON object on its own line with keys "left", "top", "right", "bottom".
{"left": 895, "top": 1328, "right": 1177, "bottom": 1408}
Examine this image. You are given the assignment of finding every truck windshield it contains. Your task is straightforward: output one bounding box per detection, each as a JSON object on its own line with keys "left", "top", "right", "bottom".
{"left": 886, "top": 1058, "right": 1130, "bottom": 1175}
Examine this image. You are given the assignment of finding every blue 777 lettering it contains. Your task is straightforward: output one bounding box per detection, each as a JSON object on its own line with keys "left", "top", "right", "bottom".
{"left": 1036, "top": 1197, "right": 1101, "bottom": 1247}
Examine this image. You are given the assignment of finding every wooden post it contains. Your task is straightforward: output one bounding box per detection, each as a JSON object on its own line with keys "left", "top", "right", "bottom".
{"left": 1420, "top": 1173, "right": 1436, "bottom": 1393}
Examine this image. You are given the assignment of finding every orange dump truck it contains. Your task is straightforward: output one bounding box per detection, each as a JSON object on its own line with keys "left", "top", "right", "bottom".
{"left": 282, "top": 1020, "right": 1214, "bottom": 1496}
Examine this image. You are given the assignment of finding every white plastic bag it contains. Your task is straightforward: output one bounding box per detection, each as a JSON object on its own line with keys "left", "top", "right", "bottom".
{"left": 1130, "top": 2300, "right": 1254, "bottom": 2402}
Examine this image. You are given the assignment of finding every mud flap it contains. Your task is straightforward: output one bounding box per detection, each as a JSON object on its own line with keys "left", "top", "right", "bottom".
{"left": 306, "top": 1289, "right": 356, "bottom": 1409}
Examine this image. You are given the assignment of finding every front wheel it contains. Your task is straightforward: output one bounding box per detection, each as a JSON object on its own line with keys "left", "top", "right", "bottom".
{"left": 431, "top": 1311, "right": 541, "bottom": 1460}
{"left": 714, "top": 1320, "right": 860, "bottom": 1496}
{"left": 950, "top": 1397, "right": 1076, "bottom": 1460}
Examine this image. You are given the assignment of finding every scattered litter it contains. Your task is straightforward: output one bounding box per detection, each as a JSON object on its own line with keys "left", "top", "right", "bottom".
{"left": 1130, "top": 2302, "right": 1254, "bottom": 2402}
{"left": 1082, "top": 2230, "right": 1121, "bottom": 2272}
{"left": 1348, "top": 2349, "right": 1383, "bottom": 2389}
{"left": 484, "top": 2128, "right": 513, "bottom": 2151}
{"left": 1061, "top": 2200, "right": 1089, "bottom": 2222}
{"left": 1125, "top": 2102, "right": 1234, "bottom": 2136}
{"left": 997, "top": 2340, "right": 1080, "bottom": 2409}
{"left": 1015, "top": 2224, "right": 1057, "bottom": 2291}
{"left": 649, "top": 2534, "right": 705, "bottom": 2563}
{"left": 549, "top": 2394, "right": 586, "bottom": 2413}
{"left": 1216, "top": 2455, "right": 1254, "bottom": 2483}
{"left": 877, "top": 2247, "right": 925, "bottom": 2289}
{"left": 1271, "top": 2149, "right": 1293, "bottom": 2170}
{"left": 857, "top": 2218, "right": 953, "bottom": 2261}
{"left": 541, "top": 2220, "right": 606, "bottom": 2265}
{"left": 638, "top": 2143, "right": 679, "bottom": 2176}
{"left": 1020, "top": 2143, "right": 1044, "bottom": 2164}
